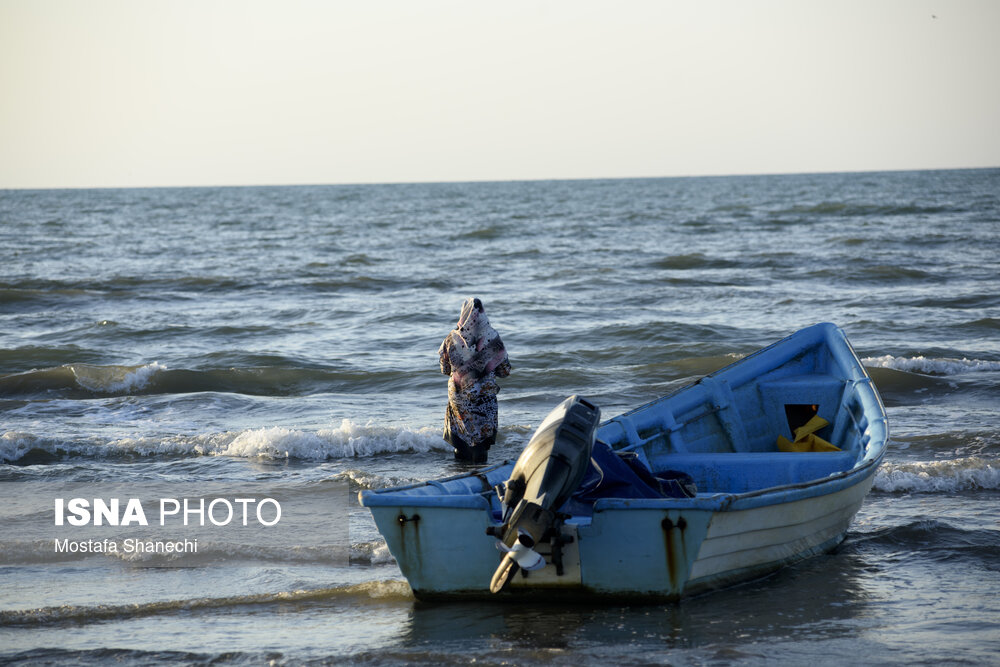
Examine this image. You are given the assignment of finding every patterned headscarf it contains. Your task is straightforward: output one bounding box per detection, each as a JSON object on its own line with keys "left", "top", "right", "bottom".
{"left": 441, "top": 298, "right": 508, "bottom": 388}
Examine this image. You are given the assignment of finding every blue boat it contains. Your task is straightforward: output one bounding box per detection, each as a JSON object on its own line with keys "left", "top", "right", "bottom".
{"left": 360, "top": 323, "right": 888, "bottom": 600}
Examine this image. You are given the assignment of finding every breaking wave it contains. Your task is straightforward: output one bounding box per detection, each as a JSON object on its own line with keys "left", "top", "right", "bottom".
{"left": 0, "top": 362, "right": 168, "bottom": 397}
{"left": 863, "top": 355, "right": 1000, "bottom": 376}
{"left": 351, "top": 539, "right": 395, "bottom": 565}
{"left": 333, "top": 468, "right": 423, "bottom": 491}
{"left": 874, "top": 457, "right": 1000, "bottom": 493}
{"left": 0, "top": 420, "right": 449, "bottom": 463}
{"left": 75, "top": 362, "right": 167, "bottom": 393}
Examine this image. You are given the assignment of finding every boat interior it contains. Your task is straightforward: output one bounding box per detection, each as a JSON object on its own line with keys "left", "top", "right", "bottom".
{"left": 598, "top": 370, "right": 875, "bottom": 495}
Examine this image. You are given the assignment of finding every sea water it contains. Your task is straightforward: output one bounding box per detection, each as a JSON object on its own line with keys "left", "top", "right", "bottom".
{"left": 1, "top": 169, "right": 998, "bottom": 665}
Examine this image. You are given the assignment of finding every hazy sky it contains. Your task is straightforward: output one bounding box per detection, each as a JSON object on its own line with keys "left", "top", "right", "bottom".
{"left": 2, "top": 0, "right": 998, "bottom": 189}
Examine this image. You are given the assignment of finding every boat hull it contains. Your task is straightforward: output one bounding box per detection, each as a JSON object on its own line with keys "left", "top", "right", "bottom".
{"left": 366, "top": 458, "right": 878, "bottom": 600}
{"left": 360, "top": 323, "right": 888, "bottom": 600}
{"left": 684, "top": 468, "right": 875, "bottom": 595}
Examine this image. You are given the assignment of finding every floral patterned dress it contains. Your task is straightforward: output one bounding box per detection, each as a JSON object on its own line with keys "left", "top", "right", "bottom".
{"left": 439, "top": 298, "right": 511, "bottom": 462}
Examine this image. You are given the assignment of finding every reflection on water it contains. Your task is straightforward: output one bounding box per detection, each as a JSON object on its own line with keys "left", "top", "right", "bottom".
{"left": 399, "top": 551, "right": 873, "bottom": 655}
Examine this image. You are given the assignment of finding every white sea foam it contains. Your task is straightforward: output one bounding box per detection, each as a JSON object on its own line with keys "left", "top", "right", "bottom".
{"left": 0, "top": 419, "right": 449, "bottom": 462}
{"left": 349, "top": 579, "right": 412, "bottom": 599}
{"left": 334, "top": 468, "right": 422, "bottom": 490}
{"left": 216, "top": 420, "right": 449, "bottom": 460}
{"left": 1, "top": 432, "right": 31, "bottom": 461}
{"left": 863, "top": 355, "right": 1000, "bottom": 376}
{"left": 874, "top": 457, "right": 1000, "bottom": 493}
{"left": 351, "top": 539, "right": 395, "bottom": 565}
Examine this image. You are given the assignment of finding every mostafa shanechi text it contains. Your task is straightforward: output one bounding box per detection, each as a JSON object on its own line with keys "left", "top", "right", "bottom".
{"left": 54, "top": 537, "right": 199, "bottom": 554}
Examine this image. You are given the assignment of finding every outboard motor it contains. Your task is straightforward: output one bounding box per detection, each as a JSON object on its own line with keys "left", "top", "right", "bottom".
{"left": 490, "top": 395, "right": 600, "bottom": 593}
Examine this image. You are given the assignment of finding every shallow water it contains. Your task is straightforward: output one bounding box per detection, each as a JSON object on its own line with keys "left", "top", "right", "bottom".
{"left": 2, "top": 169, "right": 999, "bottom": 665}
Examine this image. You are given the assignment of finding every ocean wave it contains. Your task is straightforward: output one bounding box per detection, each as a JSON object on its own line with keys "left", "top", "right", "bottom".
{"left": 0, "top": 649, "right": 247, "bottom": 666}
{"left": 805, "top": 264, "right": 939, "bottom": 283}
{"left": 0, "top": 580, "right": 413, "bottom": 627}
{"left": 0, "top": 286, "right": 100, "bottom": 308}
{"left": 874, "top": 457, "right": 1000, "bottom": 493}
{"left": 333, "top": 468, "right": 423, "bottom": 491}
{"left": 216, "top": 422, "right": 448, "bottom": 459}
{"left": 863, "top": 355, "right": 1000, "bottom": 376}
{"left": 305, "top": 276, "right": 413, "bottom": 292}
{"left": 0, "top": 421, "right": 449, "bottom": 463}
{"left": 863, "top": 366, "right": 957, "bottom": 403}
{"left": 906, "top": 294, "right": 1000, "bottom": 310}
{"left": 0, "top": 275, "right": 261, "bottom": 297}
{"left": 76, "top": 362, "right": 167, "bottom": 393}
{"left": 648, "top": 253, "right": 742, "bottom": 271}
{"left": 848, "top": 520, "right": 1000, "bottom": 562}
{"left": 772, "top": 201, "right": 963, "bottom": 218}
{"left": 0, "top": 363, "right": 426, "bottom": 398}
{"left": 0, "top": 362, "right": 167, "bottom": 397}
{"left": 0, "top": 346, "right": 105, "bottom": 373}
{"left": 351, "top": 538, "right": 395, "bottom": 565}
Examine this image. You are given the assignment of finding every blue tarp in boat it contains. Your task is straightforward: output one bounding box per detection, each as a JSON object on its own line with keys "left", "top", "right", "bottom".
{"left": 563, "top": 441, "right": 696, "bottom": 515}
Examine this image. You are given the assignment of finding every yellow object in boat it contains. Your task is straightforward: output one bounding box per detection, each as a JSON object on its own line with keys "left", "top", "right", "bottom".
{"left": 777, "top": 415, "right": 841, "bottom": 452}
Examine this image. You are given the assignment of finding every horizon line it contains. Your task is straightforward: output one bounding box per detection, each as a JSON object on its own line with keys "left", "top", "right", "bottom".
{"left": 3, "top": 164, "right": 998, "bottom": 192}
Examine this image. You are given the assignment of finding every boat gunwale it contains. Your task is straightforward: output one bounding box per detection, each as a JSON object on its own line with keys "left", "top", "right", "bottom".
{"left": 359, "top": 445, "right": 885, "bottom": 513}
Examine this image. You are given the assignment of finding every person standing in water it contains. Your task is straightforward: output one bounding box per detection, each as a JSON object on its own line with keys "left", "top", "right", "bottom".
{"left": 438, "top": 298, "right": 511, "bottom": 463}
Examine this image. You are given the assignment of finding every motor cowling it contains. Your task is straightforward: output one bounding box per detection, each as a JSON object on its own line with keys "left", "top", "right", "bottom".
{"left": 490, "top": 395, "right": 600, "bottom": 593}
